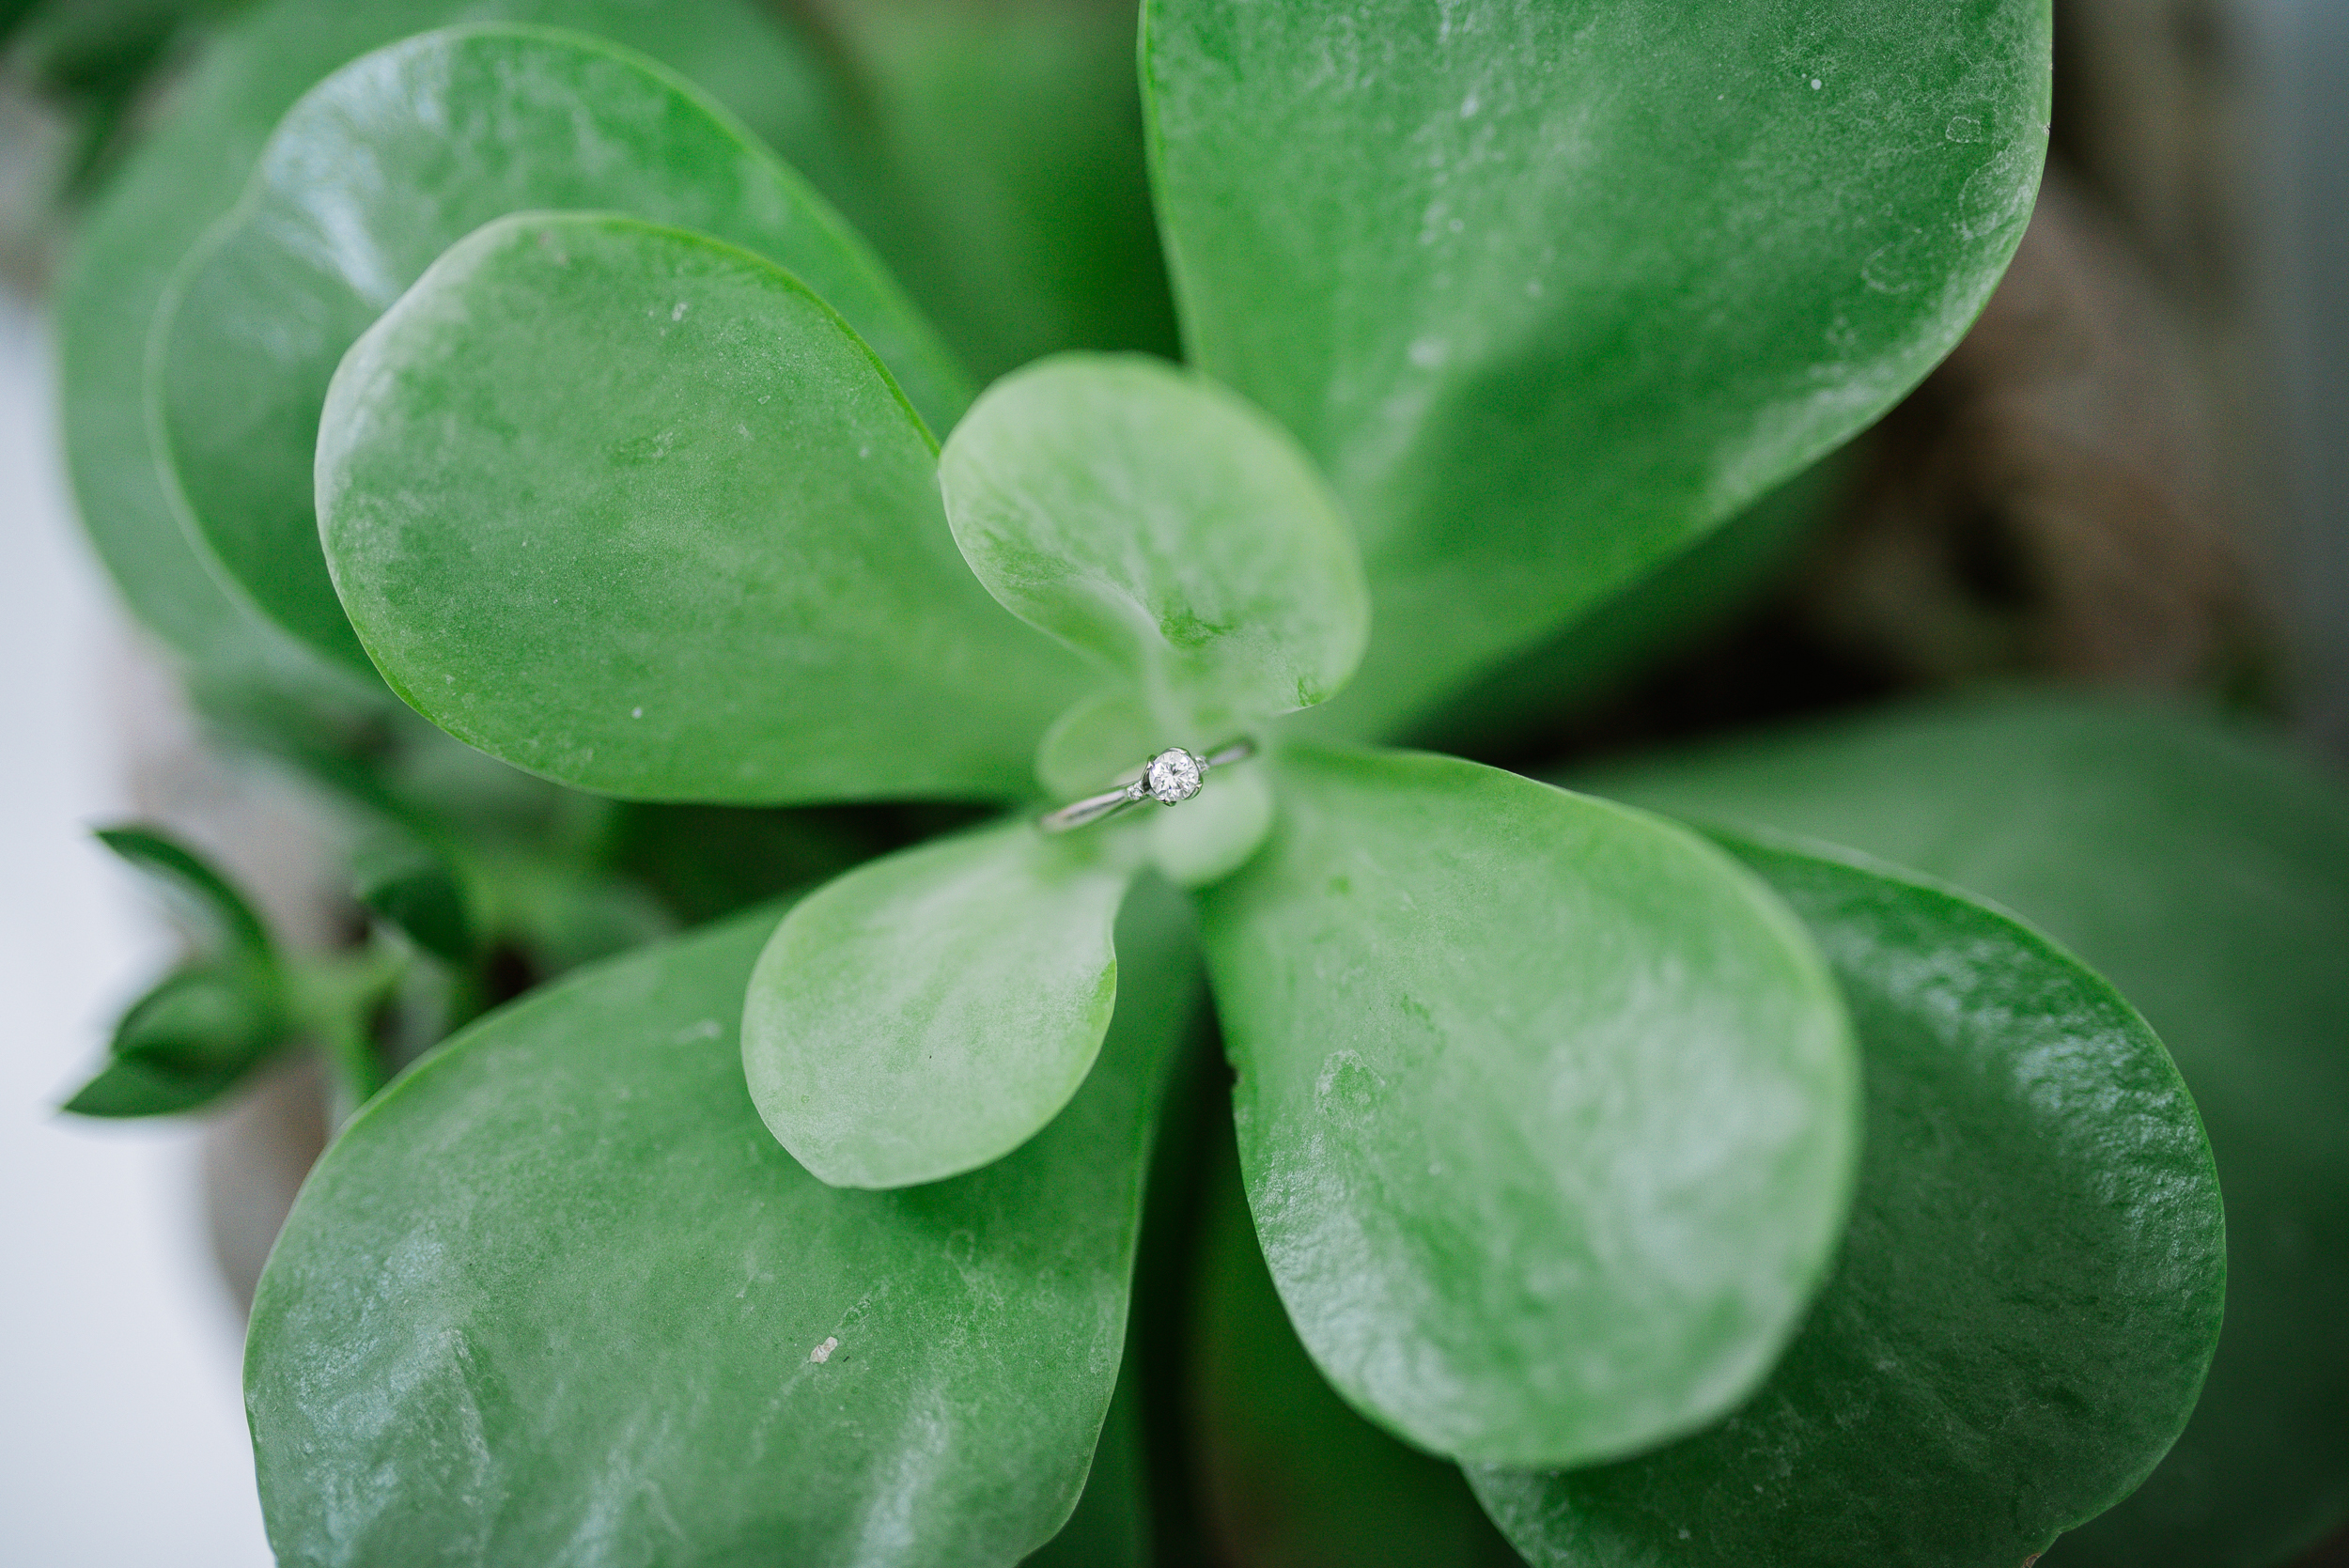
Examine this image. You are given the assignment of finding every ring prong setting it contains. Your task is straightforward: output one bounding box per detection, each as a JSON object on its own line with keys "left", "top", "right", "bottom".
{"left": 1040, "top": 737, "right": 1252, "bottom": 832}
{"left": 1143, "top": 747, "right": 1206, "bottom": 805}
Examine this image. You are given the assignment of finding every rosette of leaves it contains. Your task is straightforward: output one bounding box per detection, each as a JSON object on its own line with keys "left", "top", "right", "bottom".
{"left": 56, "top": 0, "right": 2258, "bottom": 1562}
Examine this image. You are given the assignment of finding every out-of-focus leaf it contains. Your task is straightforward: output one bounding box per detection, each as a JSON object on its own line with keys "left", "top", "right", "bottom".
{"left": 941, "top": 354, "right": 1367, "bottom": 753}
{"left": 1198, "top": 745, "right": 1857, "bottom": 1468}
{"left": 1, "top": 0, "right": 47, "bottom": 52}
{"left": 110, "top": 963, "right": 283, "bottom": 1072}
{"left": 1190, "top": 1117, "right": 1523, "bottom": 1568}
{"left": 350, "top": 833, "right": 474, "bottom": 963}
{"left": 248, "top": 884, "right": 1202, "bottom": 1565}
{"left": 1143, "top": 0, "right": 2050, "bottom": 736}
{"left": 62, "top": 1052, "right": 250, "bottom": 1118}
{"left": 318, "top": 212, "right": 1088, "bottom": 801}
{"left": 1580, "top": 691, "right": 2349, "bottom": 1568}
{"left": 1470, "top": 831, "right": 2225, "bottom": 1568}
{"left": 742, "top": 819, "right": 1133, "bottom": 1188}
{"left": 11, "top": 0, "right": 225, "bottom": 85}
{"left": 94, "top": 823, "right": 271, "bottom": 956}
{"left": 53, "top": 0, "right": 862, "bottom": 699}
{"left": 601, "top": 801, "right": 884, "bottom": 926}
{"left": 806, "top": 0, "right": 1180, "bottom": 382}
{"left": 154, "top": 23, "right": 968, "bottom": 670}
{"left": 1402, "top": 455, "right": 1849, "bottom": 756}
{"left": 62, "top": 960, "right": 290, "bottom": 1118}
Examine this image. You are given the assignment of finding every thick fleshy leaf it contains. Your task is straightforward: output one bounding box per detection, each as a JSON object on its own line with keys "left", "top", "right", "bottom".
{"left": 155, "top": 23, "right": 970, "bottom": 671}
{"left": 1470, "top": 831, "right": 2225, "bottom": 1568}
{"left": 1190, "top": 1120, "right": 1524, "bottom": 1568}
{"left": 1022, "top": 1351, "right": 1151, "bottom": 1568}
{"left": 1197, "top": 745, "right": 1857, "bottom": 1468}
{"left": 1149, "top": 760, "right": 1274, "bottom": 889}
{"left": 1036, "top": 687, "right": 1162, "bottom": 799}
{"left": 941, "top": 354, "right": 1368, "bottom": 742}
{"left": 54, "top": 0, "right": 863, "bottom": 694}
{"left": 318, "top": 211, "right": 1089, "bottom": 802}
{"left": 1579, "top": 692, "right": 2349, "bottom": 1568}
{"left": 247, "top": 886, "right": 1202, "bottom": 1565}
{"left": 743, "top": 819, "right": 1134, "bottom": 1189}
{"left": 1143, "top": 0, "right": 2051, "bottom": 735}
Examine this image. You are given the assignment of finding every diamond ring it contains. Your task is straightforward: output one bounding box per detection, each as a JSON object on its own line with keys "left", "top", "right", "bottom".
{"left": 1039, "top": 739, "right": 1256, "bottom": 832}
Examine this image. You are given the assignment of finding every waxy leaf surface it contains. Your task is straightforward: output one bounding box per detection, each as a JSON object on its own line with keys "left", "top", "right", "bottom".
{"left": 157, "top": 23, "right": 969, "bottom": 671}
{"left": 1149, "top": 759, "right": 1275, "bottom": 890}
{"left": 1190, "top": 1123, "right": 1523, "bottom": 1568}
{"left": 1583, "top": 692, "right": 2349, "bottom": 1568}
{"left": 318, "top": 213, "right": 1089, "bottom": 801}
{"left": 1022, "top": 1352, "right": 1151, "bottom": 1567}
{"left": 1198, "top": 746, "right": 1857, "bottom": 1467}
{"left": 54, "top": 0, "right": 856, "bottom": 696}
{"left": 1143, "top": 0, "right": 2051, "bottom": 735}
{"left": 248, "top": 890, "right": 1201, "bottom": 1566}
{"left": 743, "top": 819, "right": 1132, "bottom": 1189}
{"left": 941, "top": 354, "right": 1367, "bottom": 743}
{"left": 1470, "top": 832, "right": 2225, "bottom": 1568}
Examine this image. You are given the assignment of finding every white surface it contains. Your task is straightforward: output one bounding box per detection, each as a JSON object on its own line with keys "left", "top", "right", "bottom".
{"left": 0, "top": 296, "right": 274, "bottom": 1564}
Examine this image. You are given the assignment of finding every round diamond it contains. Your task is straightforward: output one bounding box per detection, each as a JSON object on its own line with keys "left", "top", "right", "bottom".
{"left": 1143, "top": 748, "right": 1204, "bottom": 805}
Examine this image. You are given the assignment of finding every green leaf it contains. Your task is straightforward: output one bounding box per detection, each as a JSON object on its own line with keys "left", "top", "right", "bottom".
{"left": 810, "top": 0, "right": 1181, "bottom": 383}
{"left": 62, "top": 1053, "right": 253, "bottom": 1118}
{"left": 248, "top": 885, "right": 1202, "bottom": 1565}
{"left": 1021, "top": 1350, "right": 1152, "bottom": 1568}
{"left": 318, "top": 210, "right": 1089, "bottom": 802}
{"left": 63, "top": 960, "right": 292, "bottom": 1118}
{"left": 1037, "top": 722, "right": 1276, "bottom": 890}
{"left": 350, "top": 833, "right": 476, "bottom": 963}
{"left": 1036, "top": 687, "right": 1163, "bottom": 799}
{"left": 1469, "top": 831, "right": 2225, "bottom": 1568}
{"left": 742, "top": 818, "right": 1135, "bottom": 1189}
{"left": 95, "top": 824, "right": 272, "bottom": 956}
{"left": 54, "top": 0, "right": 865, "bottom": 696}
{"left": 154, "top": 23, "right": 970, "bottom": 673}
{"left": 1142, "top": 0, "right": 2051, "bottom": 736}
{"left": 1190, "top": 1118, "right": 1524, "bottom": 1568}
{"left": 110, "top": 963, "right": 286, "bottom": 1073}
{"left": 1197, "top": 745, "right": 1858, "bottom": 1468}
{"left": 940, "top": 354, "right": 1368, "bottom": 741}
{"left": 1579, "top": 691, "right": 2349, "bottom": 1568}
{"left": 603, "top": 801, "right": 884, "bottom": 926}
{"left": 1148, "top": 759, "right": 1273, "bottom": 890}
{"left": 1406, "top": 455, "right": 1849, "bottom": 756}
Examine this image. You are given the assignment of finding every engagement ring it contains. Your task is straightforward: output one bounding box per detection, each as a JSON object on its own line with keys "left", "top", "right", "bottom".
{"left": 1040, "top": 739, "right": 1255, "bottom": 832}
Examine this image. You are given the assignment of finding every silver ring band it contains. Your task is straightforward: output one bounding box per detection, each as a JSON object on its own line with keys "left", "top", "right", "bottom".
{"left": 1040, "top": 739, "right": 1255, "bottom": 832}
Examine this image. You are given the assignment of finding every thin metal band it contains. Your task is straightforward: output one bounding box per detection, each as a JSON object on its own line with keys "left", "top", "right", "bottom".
{"left": 1039, "top": 784, "right": 1148, "bottom": 833}
{"left": 1039, "top": 737, "right": 1256, "bottom": 833}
